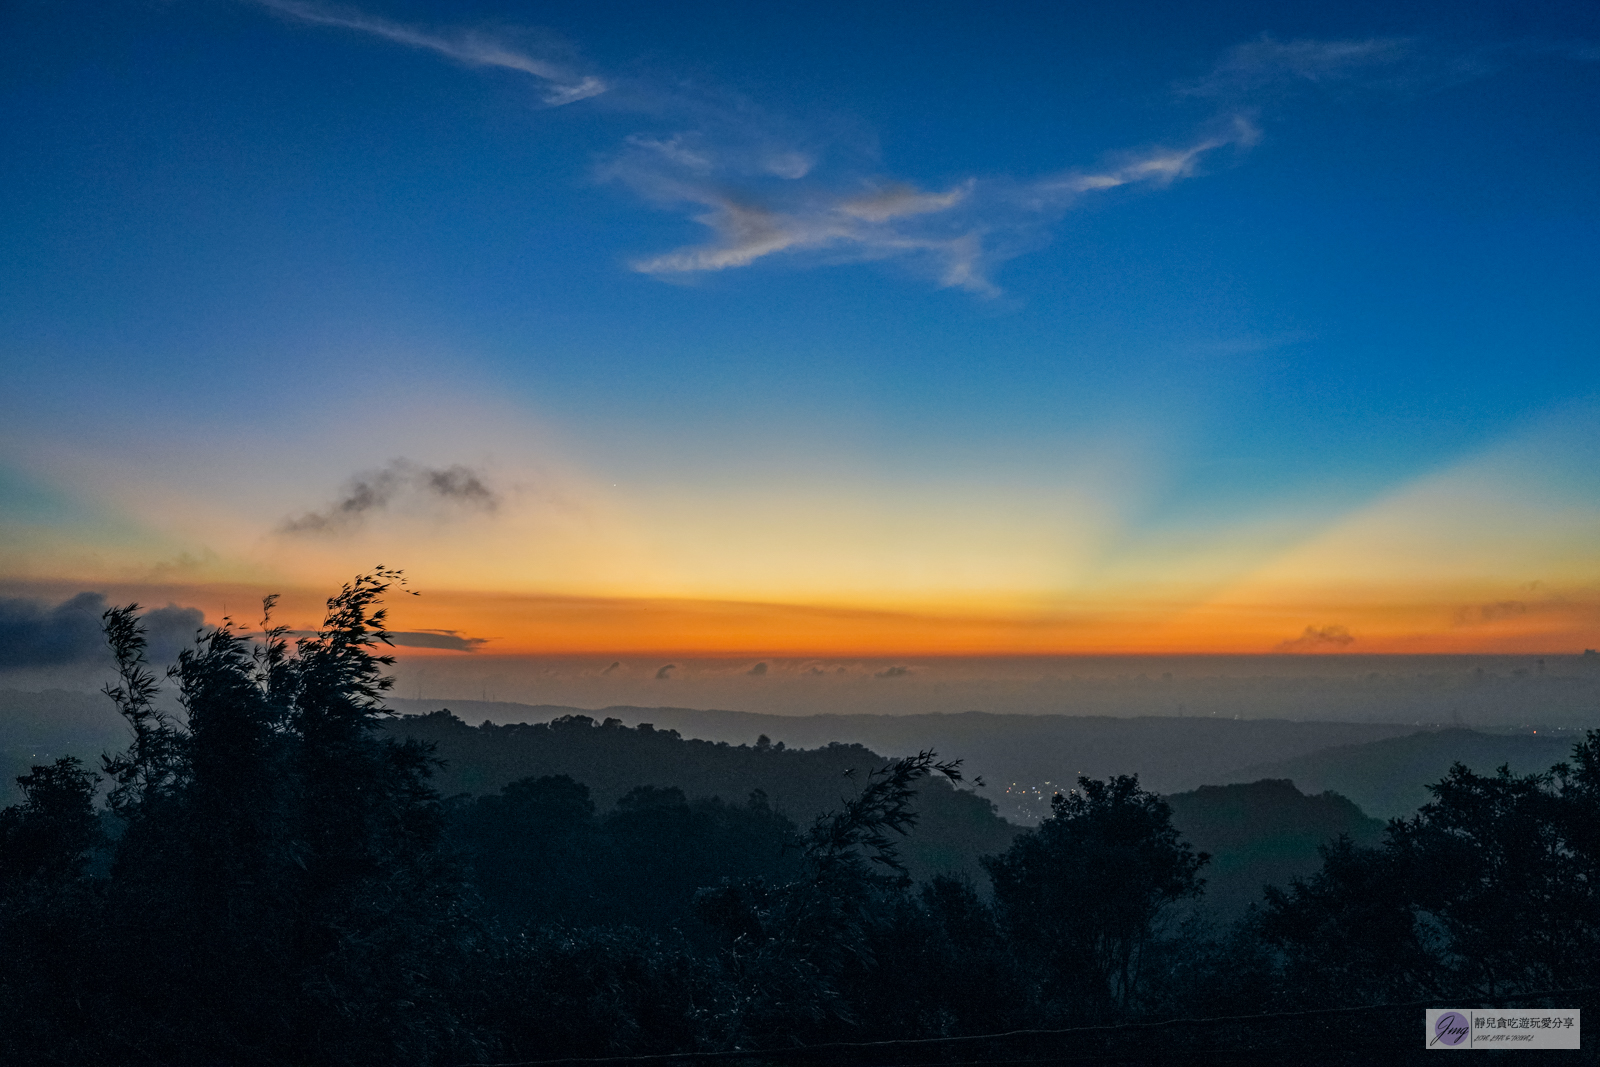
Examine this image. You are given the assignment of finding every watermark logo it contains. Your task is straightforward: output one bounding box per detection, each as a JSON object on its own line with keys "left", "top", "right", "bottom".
{"left": 1425, "top": 1008, "right": 1581, "bottom": 1050}
{"left": 1432, "top": 1011, "right": 1470, "bottom": 1047}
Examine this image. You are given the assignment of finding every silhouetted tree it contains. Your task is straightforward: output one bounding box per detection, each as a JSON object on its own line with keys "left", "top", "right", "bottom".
{"left": 854, "top": 874, "right": 1029, "bottom": 1038}
{"left": 476, "top": 926, "right": 717, "bottom": 1060}
{"left": 23, "top": 578, "right": 1597, "bottom": 1062}
{"left": 693, "top": 751, "right": 963, "bottom": 1048}
{"left": 85, "top": 572, "right": 482, "bottom": 1066}
{"left": 0, "top": 756, "right": 105, "bottom": 1065}
{"left": 1261, "top": 730, "right": 1600, "bottom": 1003}
{"left": 0, "top": 756, "right": 101, "bottom": 887}
{"left": 1391, "top": 760, "right": 1594, "bottom": 995}
{"left": 985, "top": 774, "right": 1207, "bottom": 1018}
{"left": 1258, "top": 834, "right": 1445, "bottom": 1005}
{"left": 459, "top": 773, "right": 601, "bottom": 926}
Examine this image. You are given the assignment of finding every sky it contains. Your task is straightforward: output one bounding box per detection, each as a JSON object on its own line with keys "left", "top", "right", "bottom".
{"left": 2, "top": 0, "right": 1598, "bottom": 672}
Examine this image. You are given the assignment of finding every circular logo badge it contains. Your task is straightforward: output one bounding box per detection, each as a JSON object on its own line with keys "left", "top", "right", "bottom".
{"left": 1434, "top": 1011, "right": 1470, "bottom": 1046}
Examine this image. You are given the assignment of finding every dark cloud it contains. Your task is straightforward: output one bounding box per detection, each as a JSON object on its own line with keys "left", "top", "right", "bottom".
{"left": 875, "top": 665, "right": 911, "bottom": 679}
{"left": 1275, "top": 625, "right": 1355, "bottom": 652}
{"left": 747, "top": 661, "right": 768, "bottom": 676}
{"left": 422, "top": 465, "right": 496, "bottom": 508}
{"left": 655, "top": 663, "right": 676, "bottom": 680}
{"left": 281, "top": 459, "right": 498, "bottom": 534}
{"left": 388, "top": 630, "right": 487, "bottom": 652}
{"left": 1457, "top": 600, "right": 1529, "bottom": 625}
{"left": 0, "top": 593, "right": 204, "bottom": 669}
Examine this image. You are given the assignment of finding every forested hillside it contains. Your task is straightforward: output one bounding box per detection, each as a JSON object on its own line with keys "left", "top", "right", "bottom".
{"left": 384, "top": 698, "right": 1432, "bottom": 821}
{"left": 1165, "top": 779, "right": 1385, "bottom": 918}
{"left": 385, "top": 709, "right": 1017, "bottom": 884}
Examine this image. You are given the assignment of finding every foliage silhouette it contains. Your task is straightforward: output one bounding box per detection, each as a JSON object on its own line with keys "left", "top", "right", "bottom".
{"left": 1263, "top": 734, "right": 1600, "bottom": 1004}
{"left": 387, "top": 710, "right": 1016, "bottom": 885}
{"left": 0, "top": 755, "right": 105, "bottom": 1062}
{"left": 0, "top": 755, "right": 101, "bottom": 887}
{"left": 984, "top": 774, "right": 1208, "bottom": 1018}
{"left": 53, "top": 572, "right": 482, "bottom": 1066}
{"left": 688, "top": 752, "right": 966, "bottom": 1049}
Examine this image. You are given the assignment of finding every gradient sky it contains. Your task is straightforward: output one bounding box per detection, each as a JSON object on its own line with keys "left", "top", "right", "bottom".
{"left": 2, "top": 0, "right": 1598, "bottom": 657}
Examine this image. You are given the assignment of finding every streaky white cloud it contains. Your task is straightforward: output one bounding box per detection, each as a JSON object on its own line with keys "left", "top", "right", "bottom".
{"left": 1183, "top": 35, "right": 1413, "bottom": 97}
{"left": 1031, "top": 117, "right": 1260, "bottom": 202}
{"left": 1189, "top": 34, "right": 1600, "bottom": 103}
{"left": 624, "top": 135, "right": 716, "bottom": 174}
{"left": 622, "top": 117, "right": 1253, "bottom": 293}
{"left": 763, "top": 151, "right": 817, "bottom": 180}
{"left": 255, "top": 0, "right": 605, "bottom": 105}
{"left": 632, "top": 200, "right": 818, "bottom": 273}
{"left": 625, "top": 183, "right": 992, "bottom": 293}
{"left": 248, "top": 5, "right": 1261, "bottom": 293}
{"left": 839, "top": 182, "right": 972, "bottom": 222}
{"left": 237, "top": 13, "right": 1600, "bottom": 296}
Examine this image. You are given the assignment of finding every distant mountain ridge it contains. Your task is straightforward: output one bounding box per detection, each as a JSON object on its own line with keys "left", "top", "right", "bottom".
{"left": 11, "top": 689, "right": 1566, "bottom": 919}
{"left": 384, "top": 708, "right": 1404, "bottom": 918}
{"left": 382, "top": 710, "right": 1021, "bottom": 886}
{"left": 1216, "top": 727, "right": 1586, "bottom": 819}
{"left": 7, "top": 690, "right": 1589, "bottom": 823}
{"left": 385, "top": 697, "right": 1435, "bottom": 821}
{"left": 1165, "top": 779, "right": 1386, "bottom": 918}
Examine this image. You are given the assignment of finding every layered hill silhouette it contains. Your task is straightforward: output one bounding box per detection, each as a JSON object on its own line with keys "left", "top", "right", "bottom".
{"left": 383, "top": 710, "right": 1021, "bottom": 885}
{"left": 9, "top": 688, "right": 1581, "bottom": 822}
{"left": 383, "top": 709, "right": 1394, "bottom": 914}
{"left": 384, "top": 697, "right": 1433, "bottom": 820}
{"left": 1165, "top": 779, "right": 1385, "bottom": 918}
{"left": 1215, "top": 727, "right": 1584, "bottom": 819}
{"left": 12, "top": 687, "right": 1576, "bottom": 918}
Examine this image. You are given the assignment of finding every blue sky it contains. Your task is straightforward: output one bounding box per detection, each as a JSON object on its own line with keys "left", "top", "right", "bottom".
{"left": 1, "top": 0, "right": 1597, "bottom": 656}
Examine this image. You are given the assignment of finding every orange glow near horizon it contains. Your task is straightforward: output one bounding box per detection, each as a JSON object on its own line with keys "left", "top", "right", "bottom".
{"left": 4, "top": 399, "right": 1595, "bottom": 660}
{"left": 6, "top": 577, "right": 1594, "bottom": 658}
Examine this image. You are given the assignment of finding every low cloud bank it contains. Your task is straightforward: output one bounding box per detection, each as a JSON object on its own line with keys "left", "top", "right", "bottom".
{"left": 388, "top": 630, "right": 488, "bottom": 652}
{"left": 0, "top": 593, "right": 203, "bottom": 669}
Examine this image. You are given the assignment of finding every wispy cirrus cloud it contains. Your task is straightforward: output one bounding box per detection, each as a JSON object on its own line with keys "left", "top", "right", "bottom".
{"left": 255, "top": 0, "right": 606, "bottom": 105}
{"left": 621, "top": 179, "right": 987, "bottom": 291}
{"left": 251, "top": 0, "right": 1266, "bottom": 295}
{"left": 1182, "top": 35, "right": 1415, "bottom": 98}
{"left": 613, "top": 116, "right": 1258, "bottom": 295}
{"left": 1031, "top": 117, "right": 1261, "bottom": 198}
{"left": 261, "top": 4, "right": 1512, "bottom": 294}
{"left": 1179, "top": 33, "right": 1600, "bottom": 101}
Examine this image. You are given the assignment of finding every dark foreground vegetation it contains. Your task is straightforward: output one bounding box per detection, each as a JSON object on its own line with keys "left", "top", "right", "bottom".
{"left": 2, "top": 574, "right": 1597, "bottom": 1065}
